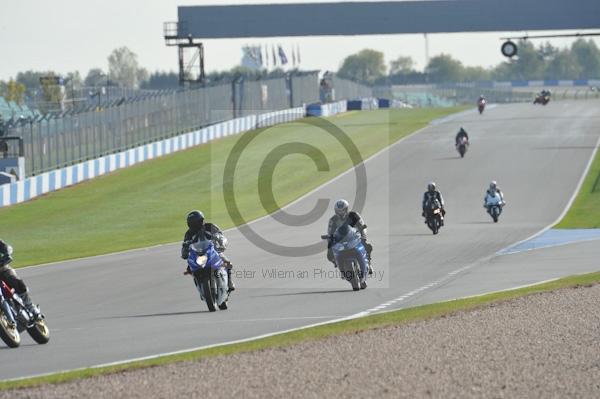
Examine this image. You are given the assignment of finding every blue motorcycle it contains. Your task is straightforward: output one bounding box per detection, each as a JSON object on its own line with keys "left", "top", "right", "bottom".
{"left": 322, "top": 224, "right": 369, "bottom": 291}
{"left": 186, "top": 239, "right": 229, "bottom": 312}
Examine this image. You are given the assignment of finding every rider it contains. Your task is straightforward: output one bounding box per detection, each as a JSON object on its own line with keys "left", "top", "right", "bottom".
{"left": 327, "top": 199, "right": 373, "bottom": 274}
{"left": 422, "top": 182, "right": 446, "bottom": 226}
{"left": 181, "top": 211, "right": 235, "bottom": 292}
{"left": 455, "top": 127, "right": 469, "bottom": 146}
{"left": 0, "top": 239, "right": 41, "bottom": 323}
{"left": 483, "top": 181, "right": 506, "bottom": 212}
{"left": 478, "top": 94, "right": 486, "bottom": 103}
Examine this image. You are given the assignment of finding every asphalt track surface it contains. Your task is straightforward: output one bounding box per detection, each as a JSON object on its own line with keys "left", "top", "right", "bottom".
{"left": 3, "top": 101, "right": 600, "bottom": 380}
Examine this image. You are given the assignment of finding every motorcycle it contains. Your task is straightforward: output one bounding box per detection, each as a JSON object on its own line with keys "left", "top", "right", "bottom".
{"left": 456, "top": 136, "right": 469, "bottom": 158}
{"left": 0, "top": 281, "right": 50, "bottom": 348}
{"left": 321, "top": 224, "right": 369, "bottom": 291}
{"left": 424, "top": 200, "right": 443, "bottom": 234}
{"left": 534, "top": 93, "right": 550, "bottom": 105}
{"left": 477, "top": 99, "right": 486, "bottom": 114}
{"left": 485, "top": 193, "right": 504, "bottom": 223}
{"left": 185, "top": 239, "right": 229, "bottom": 312}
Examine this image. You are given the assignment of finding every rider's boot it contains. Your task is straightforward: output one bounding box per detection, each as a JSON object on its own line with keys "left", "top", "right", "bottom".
{"left": 364, "top": 241, "right": 374, "bottom": 275}
{"left": 226, "top": 268, "right": 235, "bottom": 293}
{"left": 20, "top": 292, "right": 41, "bottom": 320}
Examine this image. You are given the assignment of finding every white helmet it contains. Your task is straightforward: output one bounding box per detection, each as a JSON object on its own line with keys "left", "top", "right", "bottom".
{"left": 489, "top": 181, "right": 497, "bottom": 192}
{"left": 334, "top": 199, "right": 349, "bottom": 218}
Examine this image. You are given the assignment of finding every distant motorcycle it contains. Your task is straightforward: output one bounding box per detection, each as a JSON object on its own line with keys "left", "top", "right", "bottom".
{"left": 322, "top": 224, "right": 369, "bottom": 291}
{"left": 185, "top": 239, "right": 230, "bottom": 312}
{"left": 0, "top": 281, "right": 50, "bottom": 348}
{"left": 485, "top": 193, "right": 504, "bottom": 223}
{"left": 424, "top": 200, "right": 444, "bottom": 234}
{"left": 477, "top": 99, "right": 486, "bottom": 114}
{"left": 456, "top": 136, "right": 469, "bottom": 158}
{"left": 534, "top": 93, "right": 550, "bottom": 105}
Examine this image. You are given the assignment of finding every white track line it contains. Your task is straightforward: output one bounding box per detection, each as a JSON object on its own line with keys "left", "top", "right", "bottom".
{"left": 497, "top": 130, "right": 600, "bottom": 256}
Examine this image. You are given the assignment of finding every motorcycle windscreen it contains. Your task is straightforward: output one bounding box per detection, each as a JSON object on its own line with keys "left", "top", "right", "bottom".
{"left": 187, "top": 246, "right": 223, "bottom": 271}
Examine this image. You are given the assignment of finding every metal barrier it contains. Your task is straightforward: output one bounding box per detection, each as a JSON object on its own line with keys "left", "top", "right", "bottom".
{"left": 6, "top": 72, "right": 331, "bottom": 177}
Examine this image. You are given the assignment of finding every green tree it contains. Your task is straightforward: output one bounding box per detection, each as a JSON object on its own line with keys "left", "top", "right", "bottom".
{"left": 545, "top": 49, "right": 582, "bottom": 79}
{"left": 141, "top": 71, "right": 179, "bottom": 90}
{"left": 463, "top": 66, "right": 491, "bottom": 81}
{"left": 338, "top": 49, "right": 386, "bottom": 84}
{"left": 84, "top": 68, "right": 107, "bottom": 87}
{"left": 15, "top": 70, "right": 48, "bottom": 91}
{"left": 511, "top": 40, "right": 545, "bottom": 80}
{"left": 389, "top": 56, "right": 415, "bottom": 75}
{"left": 425, "top": 54, "right": 464, "bottom": 83}
{"left": 5, "top": 80, "right": 26, "bottom": 104}
{"left": 570, "top": 39, "right": 600, "bottom": 78}
{"left": 108, "top": 47, "right": 146, "bottom": 88}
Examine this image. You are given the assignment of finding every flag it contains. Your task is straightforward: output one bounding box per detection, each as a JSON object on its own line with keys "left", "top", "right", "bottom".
{"left": 278, "top": 45, "right": 288, "bottom": 65}
{"left": 258, "top": 46, "right": 263, "bottom": 67}
{"left": 292, "top": 45, "right": 296, "bottom": 67}
{"left": 296, "top": 44, "right": 301, "bottom": 65}
{"left": 272, "top": 44, "right": 277, "bottom": 67}
{"left": 264, "top": 45, "right": 269, "bottom": 68}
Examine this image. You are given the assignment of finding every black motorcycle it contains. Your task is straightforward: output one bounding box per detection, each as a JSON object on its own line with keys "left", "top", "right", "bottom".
{"left": 424, "top": 200, "right": 444, "bottom": 235}
{"left": 0, "top": 281, "right": 49, "bottom": 348}
{"left": 533, "top": 93, "right": 550, "bottom": 105}
{"left": 456, "top": 136, "right": 469, "bottom": 158}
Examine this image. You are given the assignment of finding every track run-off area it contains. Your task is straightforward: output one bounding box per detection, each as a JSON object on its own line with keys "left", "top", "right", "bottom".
{"left": 2, "top": 100, "right": 600, "bottom": 380}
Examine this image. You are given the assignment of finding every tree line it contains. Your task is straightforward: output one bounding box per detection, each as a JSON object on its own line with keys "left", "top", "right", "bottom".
{"left": 338, "top": 39, "right": 600, "bottom": 85}
{"left": 2, "top": 39, "right": 599, "bottom": 109}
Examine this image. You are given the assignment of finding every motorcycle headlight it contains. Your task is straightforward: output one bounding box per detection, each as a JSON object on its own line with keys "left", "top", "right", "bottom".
{"left": 333, "top": 243, "right": 344, "bottom": 251}
{"left": 196, "top": 255, "right": 208, "bottom": 267}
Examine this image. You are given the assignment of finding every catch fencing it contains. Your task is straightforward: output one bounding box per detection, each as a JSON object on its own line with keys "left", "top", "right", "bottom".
{"left": 5, "top": 72, "right": 369, "bottom": 177}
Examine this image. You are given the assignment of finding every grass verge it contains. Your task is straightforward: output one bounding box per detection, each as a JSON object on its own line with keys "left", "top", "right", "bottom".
{"left": 556, "top": 143, "right": 600, "bottom": 228}
{"left": 0, "top": 107, "right": 466, "bottom": 267}
{"left": 2, "top": 270, "right": 599, "bottom": 390}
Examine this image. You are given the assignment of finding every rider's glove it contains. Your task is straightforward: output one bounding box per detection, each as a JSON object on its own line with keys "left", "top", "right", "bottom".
{"left": 181, "top": 242, "right": 190, "bottom": 260}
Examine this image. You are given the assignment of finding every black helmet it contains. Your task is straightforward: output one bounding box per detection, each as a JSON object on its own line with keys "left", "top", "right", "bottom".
{"left": 428, "top": 182, "right": 436, "bottom": 192}
{"left": 0, "top": 239, "right": 13, "bottom": 266}
{"left": 186, "top": 210, "right": 205, "bottom": 231}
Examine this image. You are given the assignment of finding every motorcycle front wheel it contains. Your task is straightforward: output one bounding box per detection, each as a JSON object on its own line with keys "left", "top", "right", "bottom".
{"left": 428, "top": 217, "right": 438, "bottom": 235}
{"left": 202, "top": 273, "right": 218, "bottom": 312}
{"left": 27, "top": 319, "right": 50, "bottom": 344}
{"left": 0, "top": 312, "right": 20, "bottom": 348}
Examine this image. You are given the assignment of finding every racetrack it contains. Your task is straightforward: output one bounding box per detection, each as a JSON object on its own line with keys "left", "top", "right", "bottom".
{"left": 3, "top": 100, "right": 600, "bottom": 380}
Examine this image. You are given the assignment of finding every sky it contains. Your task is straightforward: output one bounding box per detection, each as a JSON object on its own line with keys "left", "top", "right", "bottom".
{"left": 1, "top": 0, "right": 599, "bottom": 81}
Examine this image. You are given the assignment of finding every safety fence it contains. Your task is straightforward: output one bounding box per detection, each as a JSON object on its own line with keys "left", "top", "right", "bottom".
{"left": 0, "top": 107, "right": 306, "bottom": 208}
{"left": 5, "top": 72, "right": 374, "bottom": 177}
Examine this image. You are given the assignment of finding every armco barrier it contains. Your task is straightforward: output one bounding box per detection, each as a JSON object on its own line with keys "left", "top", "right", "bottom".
{"left": 346, "top": 98, "right": 379, "bottom": 111}
{"left": 306, "top": 100, "right": 348, "bottom": 117}
{"left": 0, "top": 107, "right": 305, "bottom": 208}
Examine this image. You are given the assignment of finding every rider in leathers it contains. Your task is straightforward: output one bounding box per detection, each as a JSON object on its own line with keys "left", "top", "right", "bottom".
{"left": 455, "top": 127, "right": 469, "bottom": 146}
{"left": 0, "top": 239, "right": 41, "bottom": 325}
{"left": 422, "top": 182, "right": 446, "bottom": 226}
{"left": 327, "top": 199, "right": 373, "bottom": 274}
{"left": 483, "top": 181, "right": 506, "bottom": 214}
{"left": 181, "top": 211, "right": 235, "bottom": 292}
